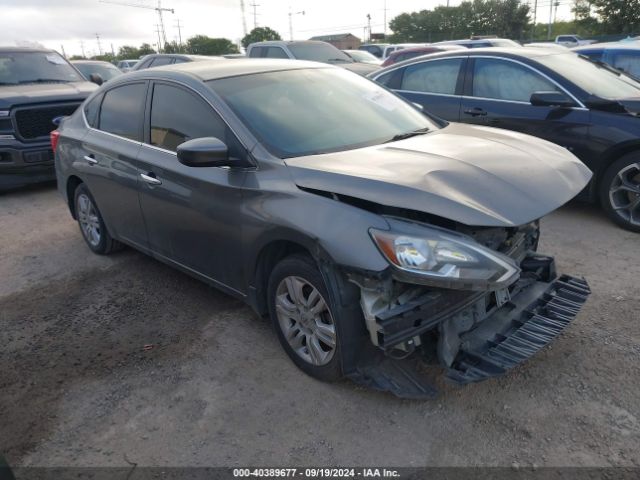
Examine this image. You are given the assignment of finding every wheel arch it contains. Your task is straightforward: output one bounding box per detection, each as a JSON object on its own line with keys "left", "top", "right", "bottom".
{"left": 591, "top": 141, "right": 640, "bottom": 200}
{"left": 66, "top": 175, "right": 84, "bottom": 219}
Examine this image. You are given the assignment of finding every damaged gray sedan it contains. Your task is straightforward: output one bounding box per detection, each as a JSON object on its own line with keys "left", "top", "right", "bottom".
{"left": 53, "top": 60, "right": 592, "bottom": 398}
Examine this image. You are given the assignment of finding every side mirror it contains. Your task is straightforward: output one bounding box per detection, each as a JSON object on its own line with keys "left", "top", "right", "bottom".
{"left": 89, "top": 73, "right": 104, "bottom": 86}
{"left": 177, "top": 137, "right": 241, "bottom": 168}
{"left": 530, "top": 91, "right": 574, "bottom": 108}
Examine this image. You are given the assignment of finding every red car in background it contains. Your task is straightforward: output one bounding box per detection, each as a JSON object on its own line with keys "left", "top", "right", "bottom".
{"left": 381, "top": 44, "right": 466, "bottom": 67}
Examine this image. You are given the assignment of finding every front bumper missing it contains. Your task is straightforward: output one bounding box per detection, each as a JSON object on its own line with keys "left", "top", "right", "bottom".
{"left": 350, "top": 266, "right": 590, "bottom": 399}
{"left": 446, "top": 274, "right": 590, "bottom": 384}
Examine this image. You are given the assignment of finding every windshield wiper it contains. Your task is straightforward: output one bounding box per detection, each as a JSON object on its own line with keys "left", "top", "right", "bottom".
{"left": 386, "top": 127, "right": 431, "bottom": 143}
{"left": 326, "top": 58, "right": 352, "bottom": 63}
{"left": 18, "top": 79, "right": 70, "bottom": 84}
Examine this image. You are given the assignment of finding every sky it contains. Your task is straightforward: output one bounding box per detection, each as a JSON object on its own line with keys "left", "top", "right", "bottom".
{"left": 1, "top": 0, "right": 576, "bottom": 57}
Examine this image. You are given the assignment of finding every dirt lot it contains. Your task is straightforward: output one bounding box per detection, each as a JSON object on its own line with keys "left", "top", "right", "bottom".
{"left": 1, "top": 184, "right": 639, "bottom": 468}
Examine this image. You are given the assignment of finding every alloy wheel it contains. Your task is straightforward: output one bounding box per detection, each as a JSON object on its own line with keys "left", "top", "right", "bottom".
{"left": 77, "top": 193, "right": 101, "bottom": 247}
{"left": 609, "top": 162, "right": 640, "bottom": 227}
{"left": 275, "top": 276, "right": 336, "bottom": 366}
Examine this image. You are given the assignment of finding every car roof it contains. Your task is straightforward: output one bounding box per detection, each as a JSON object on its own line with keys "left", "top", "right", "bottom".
{"left": 389, "top": 44, "right": 465, "bottom": 55}
{"left": 0, "top": 46, "right": 55, "bottom": 54}
{"left": 72, "top": 60, "right": 116, "bottom": 65}
{"left": 574, "top": 40, "right": 640, "bottom": 51}
{"left": 123, "top": 58, "right": 330, "bottom": 82}
{"left": 249, "top": 40, "right": 329, "bottom": 47}
{"left": 372, "top": 47, "right": 573, "bottom": 75}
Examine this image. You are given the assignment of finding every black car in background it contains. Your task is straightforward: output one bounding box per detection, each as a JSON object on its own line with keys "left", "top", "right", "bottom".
{"left": 370, "top": 47, "right": 640, "bottom": 231}
{"left": 0, "top": 47, "right": 96, "bottom": 190}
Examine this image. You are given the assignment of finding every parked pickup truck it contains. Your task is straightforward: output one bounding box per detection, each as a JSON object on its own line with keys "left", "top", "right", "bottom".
{"left": 555, "top": 35, "right": 595, "bottom": 47}
{"left": 0, "top": 47, "right": 96, "bottom": 190}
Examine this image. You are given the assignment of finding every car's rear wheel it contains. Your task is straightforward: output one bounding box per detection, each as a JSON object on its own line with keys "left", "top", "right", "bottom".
{"left": 74, "top": 183, "right": 122, "bottom": 254}
{"left": 267, "top": 254, "right": 345, "bottom": 381}
{"left": 600, "top": 153, "right": 640, "bottom": 232}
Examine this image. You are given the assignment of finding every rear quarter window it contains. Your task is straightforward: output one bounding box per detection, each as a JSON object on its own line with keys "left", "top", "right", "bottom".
{"left": 98, "top": 83, "right": 146, "bottom": 141}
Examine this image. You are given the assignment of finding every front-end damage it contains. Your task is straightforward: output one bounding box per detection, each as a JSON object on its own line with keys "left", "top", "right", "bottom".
{"left": 344, "top": 220, "right": 590, "bottom": 398}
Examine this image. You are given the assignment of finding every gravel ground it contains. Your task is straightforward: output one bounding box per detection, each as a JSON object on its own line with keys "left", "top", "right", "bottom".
{"left": 0, "top": 184, "right": 639, "bottom": 468}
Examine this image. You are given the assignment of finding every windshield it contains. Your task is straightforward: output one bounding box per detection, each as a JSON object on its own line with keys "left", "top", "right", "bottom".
{"left": 75, "top": 63, "right": 122, "bottom": 81}
{"left": 209, "top": 68, "right": 437, "bottom": 158}
{"left": 535, "top": 52, "right": 640, "bottom": 99}
{"left": 0, "top": 51, "right": 81, "bottom": 85}
{"left": 347, "top": 50, "right": 379, "bottom": 62}
{"left": 288, "top": 43, "right": 353, "bottom": 63}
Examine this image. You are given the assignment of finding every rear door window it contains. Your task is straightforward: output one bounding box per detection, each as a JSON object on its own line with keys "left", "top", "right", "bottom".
{"left": 149, "top": 57, "right": 173, "bottom": 67}
{"left": 400, "top": 58, "right": 464, "bottom": 94}
{"left": 264, "top": 47, "right": 289, "bottom": 59}
{"left": 248, "top": 46, "right": 265, "bottom": 58}
{"left": 98, "top": 83, "right": 146, "bottom": 141}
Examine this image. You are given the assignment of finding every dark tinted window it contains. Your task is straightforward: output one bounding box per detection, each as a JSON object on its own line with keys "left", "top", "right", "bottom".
{"left": 249, "top": 46, "right": 264, "bottom": 58}
{"left": 172, "top": 57, "right": 188, "bottom": 64}
{"left": 83, "top": 93, "right": 103, "bottom": 128}
{"left": 472, "top": 58, "right": 558, "bottom": 102}
{"left": 150, "top": 83, "right": 244, "bottom": 157}
{"left": 264, "top": 47, "right": 289, "bottom": 59}
{"left": 401, "top": 58, "right": 463, "bottom": 94}
{"left": 98, "top": 83, "right": 146, "bottom": 140}
{"left": 149, "top": 57, "right": 173, "bottom": 67}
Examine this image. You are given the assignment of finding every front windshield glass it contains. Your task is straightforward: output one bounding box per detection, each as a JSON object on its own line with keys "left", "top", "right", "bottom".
{"left": 0, "top": 51, "right": 81, "bottom": 85}
{"left": 347, "top": 50, "right": 379, "bottom": 62}
{"left": 288, "top": 43, "right": 353, "bottom": 63}
{"left": 75, "top": 63, "right": 122, "bottom": 81}
{"left": 535, "top": 52, "right": 640, "bottom": 99}
{"left": 209, "top": 67, "right": 437, "bottom": 158}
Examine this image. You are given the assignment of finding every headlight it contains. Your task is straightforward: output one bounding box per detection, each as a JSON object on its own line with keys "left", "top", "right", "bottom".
{"left": 0, "top": 110, "right": 9, "bottom": 118}
{"left": 370, "top": 221, "right": 520, "bottom": 290}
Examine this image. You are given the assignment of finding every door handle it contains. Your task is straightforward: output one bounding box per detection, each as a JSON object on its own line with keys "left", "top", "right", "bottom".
{"left": 140, "top": 172, "right": 162, "bottom": 185}
{"left": 463, "top": 107, "right": 488, "bottom": 117}
{"left": 83, "top": 154, "right": 98, "bottom": 165}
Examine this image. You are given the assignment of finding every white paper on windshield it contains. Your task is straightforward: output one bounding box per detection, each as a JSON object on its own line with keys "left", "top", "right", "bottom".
{"left": 46, "top": 55, "right": 66, "bottom": 65}
{"left": 363, "top": 90, "right": 397, "bottom": 112}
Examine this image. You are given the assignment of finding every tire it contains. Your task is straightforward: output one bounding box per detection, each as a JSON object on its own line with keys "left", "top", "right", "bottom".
{"left": 267, "top": 254, "right": 348, "bottom": 382}
{"left": 599, "top": 153, "right": 640, "bottom": 232}
{"left": 74, "top": 183, "right": 123, "bottom": 254}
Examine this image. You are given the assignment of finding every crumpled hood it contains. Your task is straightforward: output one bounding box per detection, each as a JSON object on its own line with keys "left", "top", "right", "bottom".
{"left": 0, "top": 82, "right": 97, "bottom": 109}
{"left": 284, "top": 123, "right": 592, "bottom": 227}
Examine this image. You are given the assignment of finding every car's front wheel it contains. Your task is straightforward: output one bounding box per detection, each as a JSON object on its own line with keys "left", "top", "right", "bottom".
{"left": 267, "top": 254, "right": 345, "bottom": 381}
{"left": 74, "top": 183, "right": 123, "bottom": 254}
{"left": 600, "top": 153, "right": 640, "bottom": 232}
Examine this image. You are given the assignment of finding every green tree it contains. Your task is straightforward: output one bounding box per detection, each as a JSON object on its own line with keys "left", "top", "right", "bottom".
{"left": 389, "top": 0, "right": 530, "bottom": 42}
{"left": 241, "top": 26, "right": 282, "bottom": 48}
{"left": 118, "top": 45, "right": 140, "bottom": 59}
{"left": 162, "top": 41, "right": 184, "bottom": 53}
{"left": 186, "top": 35, "right": 239, "bottom": 55}
{"left": 138, "top": 43, "right": 157, "bottom": 56}
{"left": 589, "top": 0, "right": 640, "bottom": 34}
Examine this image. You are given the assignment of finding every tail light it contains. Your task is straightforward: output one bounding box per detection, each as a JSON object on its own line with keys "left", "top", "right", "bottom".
{"left": 50, "top": 129, "right": 60, "bottom": 152}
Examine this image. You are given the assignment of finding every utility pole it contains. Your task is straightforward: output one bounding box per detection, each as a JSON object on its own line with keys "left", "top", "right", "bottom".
{"left": 95, "top": 33, "right": 103, "bottom": 56}
{"left": 366, "top": 13, "right": 371, "bottom": 43}
{"left": 99, "top": 0, "right": 174, "bottom": 52}
{"left": 383, "top": 0, "right": 388, "bottom": 38}
{"left": 531, "top": 0, "right": 538, "bottom": 41}
{"left": 249, "top": 2, "right": 259, "bottom": 29}
{"left": 288, "top": 9, "right": 305, "bottom": 41}
{"left": 239, "top": 0, "right": 248, "bottom": 36}
{"left": 80, "top": 40, "right": 86, "bottom": 58}
{"left": 174, "top": 18, "right": 183, "bottom": 48}
{"left": 547, "top": 0, "right": 555, "bottom": 39}
{"left": 111, "top": 43, "right": 116, "bottom": 57}
{"left": 155, "top": 25, "right": 163, "bottom": 52}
